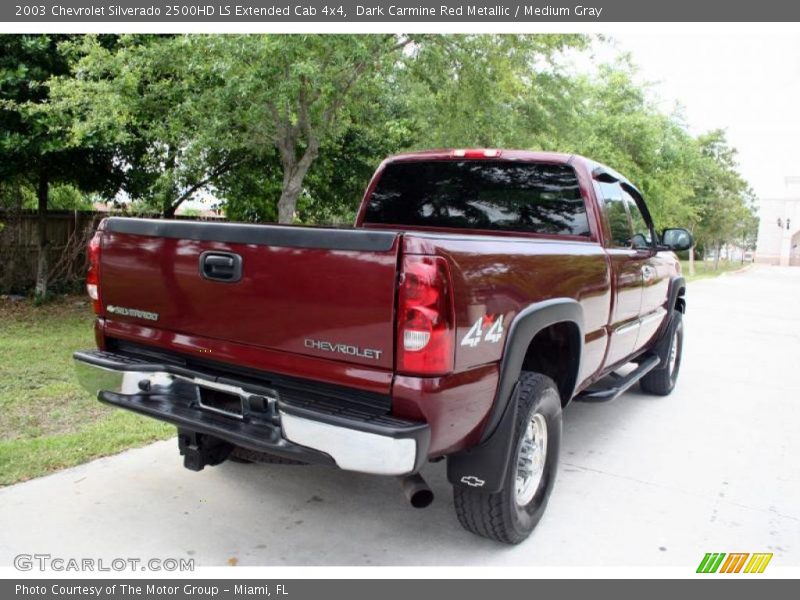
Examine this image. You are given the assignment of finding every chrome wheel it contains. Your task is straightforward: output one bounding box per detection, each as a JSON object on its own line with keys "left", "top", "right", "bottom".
{"left": 515, "top": 412, "right": 548, "bottom": 506}
{"left": 668, "top": 330, "right": 679, "bottom": 375}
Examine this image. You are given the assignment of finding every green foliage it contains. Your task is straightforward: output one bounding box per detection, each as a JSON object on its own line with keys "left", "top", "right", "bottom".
{"left": 0, "top": 35, "right": 124, "bottom": 194}
{"left": 1, "top": 35, "right": 126, "bottom": 297}
{"left": 12, "top": 183, "right": 95, "bottom": 210}
{"left": 299, "top": 110, "right": 416, "bottom": 225}
{"left": 50, "top": 34, "right": 245, "bottom": 216}
{"left": 404, "top": 34, "right": 588, "bottom": 148}
{"left": 690, "top": 130, "right": 759, "bottom": 251}
{"left": 216, "top": 155, "right": 282, "bottom": 223}
{"left": 178, "top": 207, "right": 202, "bottom": 217}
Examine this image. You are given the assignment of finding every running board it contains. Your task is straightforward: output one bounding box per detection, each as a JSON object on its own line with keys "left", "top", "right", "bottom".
{"left": 575, "top": 355, "right": 661, "bottom": 403}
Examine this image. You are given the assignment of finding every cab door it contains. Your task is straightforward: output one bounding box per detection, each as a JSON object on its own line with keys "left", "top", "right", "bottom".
{"left": 596, "top": 181, "right": 645, "bottom": 367}
{"left": 622, "top": 188, "right": 670, "bottom": 353}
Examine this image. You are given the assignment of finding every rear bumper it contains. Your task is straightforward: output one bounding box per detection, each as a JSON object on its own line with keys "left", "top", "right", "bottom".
{"left": 74, "top": 349, "right": 429, "bottom": 476}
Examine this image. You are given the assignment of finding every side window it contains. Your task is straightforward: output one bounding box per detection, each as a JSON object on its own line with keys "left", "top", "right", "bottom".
{"left": 598, "top": 182, "right": 632, "bottom": 248}
{"left": 623, "top": 190, "right": 653, "bottom": 250}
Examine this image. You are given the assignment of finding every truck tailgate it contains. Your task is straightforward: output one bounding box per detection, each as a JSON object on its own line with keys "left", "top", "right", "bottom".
{"left": 98, "top": 218, "right": 400, "bottom": 371}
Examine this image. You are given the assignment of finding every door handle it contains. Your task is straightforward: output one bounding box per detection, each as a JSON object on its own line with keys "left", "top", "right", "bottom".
{"left": 642, "top": 265, "right": 655, "bottom": 282}
{"left": 199, "top": 251, "right": 242, "bottom": 283}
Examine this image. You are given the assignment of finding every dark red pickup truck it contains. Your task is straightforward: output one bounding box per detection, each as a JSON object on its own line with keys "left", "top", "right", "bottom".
{"left": 74, "top": 149, "right": 693, "bottom": 543}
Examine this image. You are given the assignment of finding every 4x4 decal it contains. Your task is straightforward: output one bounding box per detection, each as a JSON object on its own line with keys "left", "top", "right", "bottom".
{"left": 461, "top": 314, "right": 504, "bottom": 347}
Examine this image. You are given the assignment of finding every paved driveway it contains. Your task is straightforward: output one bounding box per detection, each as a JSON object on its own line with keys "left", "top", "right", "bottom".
{"left": 1, "top": 266, "right": 798, "bottom": 567}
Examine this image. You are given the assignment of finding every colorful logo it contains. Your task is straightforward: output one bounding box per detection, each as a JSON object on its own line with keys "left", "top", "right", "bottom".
{"left": 696, "top": 552, "right": 773, "bottom": 573}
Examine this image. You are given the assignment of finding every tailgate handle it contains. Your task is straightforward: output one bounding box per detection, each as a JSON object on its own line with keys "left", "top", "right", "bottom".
{"left": 199, "top": 251, "right": 242, "bottom": 283}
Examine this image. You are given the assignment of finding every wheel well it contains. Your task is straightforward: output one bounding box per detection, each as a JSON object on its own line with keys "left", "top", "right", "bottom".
{"left": 521, "top": 322, "right": 581, "bottom": 406}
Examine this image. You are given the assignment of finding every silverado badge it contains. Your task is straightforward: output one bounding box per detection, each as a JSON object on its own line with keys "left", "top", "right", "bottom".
{"left": 106, "top": 305, "right": 159, "bottom": 322}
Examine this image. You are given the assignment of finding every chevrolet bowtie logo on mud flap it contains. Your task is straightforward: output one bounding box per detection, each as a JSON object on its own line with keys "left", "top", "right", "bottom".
{"left": 460, "top": 475, "right": 485, "bottom": 487}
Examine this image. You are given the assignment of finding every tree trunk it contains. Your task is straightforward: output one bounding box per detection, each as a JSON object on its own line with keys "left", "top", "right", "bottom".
{"left": 713, "top": 242, "right": 721, "bottom": 270}
{"left": 276, "top": 141, "right": 319, "bottom": 224}
{"left": 163, "top": 203, "right": 177, "bottom": 219}
{"left": 163, "top": 149, "right": 179, "bottom": 218}
{"left": 35, "top": 169, "right": 49, "bottom": 299}
{"left": 277, "top": 182, "right": 302, "bottom": 224}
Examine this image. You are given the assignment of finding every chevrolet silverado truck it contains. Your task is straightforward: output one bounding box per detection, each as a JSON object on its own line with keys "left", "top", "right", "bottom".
{"left": 74, "top": 149, "right": 693, "bottom": 544}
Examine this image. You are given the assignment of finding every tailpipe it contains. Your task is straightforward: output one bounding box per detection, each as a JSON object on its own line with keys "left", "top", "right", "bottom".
{"left": 399, "top": 473, "right": 434, "bottom": 508}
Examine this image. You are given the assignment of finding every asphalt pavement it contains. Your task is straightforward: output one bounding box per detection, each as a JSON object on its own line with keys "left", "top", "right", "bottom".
{"left": 1, "top": 265, "right": 798, "bottom": 567}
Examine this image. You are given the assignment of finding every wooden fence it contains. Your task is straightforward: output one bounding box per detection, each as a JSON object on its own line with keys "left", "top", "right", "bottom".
{"left": 0, "top": 210, "right": 225, "bottom": 294}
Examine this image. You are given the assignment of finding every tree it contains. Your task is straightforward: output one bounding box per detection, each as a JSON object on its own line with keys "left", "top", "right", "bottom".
{"left": 215, "top": 153, "right": 283, "bottom": 223}
{"left": 151, "top": 34, "right": 588, "bottom": 224}
{"left": 693, "top": 130, "right": 755, "bottom": 268}
{"left": 534, "top": 58, "right": 760, "bottom": 275}
{"left": 204, "top": 34, "right": 419, "bottom": 223}
{"left": 0, "top": 35, "right": 123, "bottom": 297}
{"left": 402, "top": 34, "right": 587, "bottom": 149}
{"left": 50, "top": 34, "right": 247, "bottom": 218}
{"left": 48, "top": 34, "right": 593, "bottom": 225}
{"left": 548, "top": 61, "right": 701, "bottom": 227}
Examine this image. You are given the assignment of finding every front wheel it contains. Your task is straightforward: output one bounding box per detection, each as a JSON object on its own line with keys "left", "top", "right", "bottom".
{"left": 453, "top": 372, "right": 562, "bottom": 544}
{"left": 640, "top": 310, "right": 684, "bottom": 396}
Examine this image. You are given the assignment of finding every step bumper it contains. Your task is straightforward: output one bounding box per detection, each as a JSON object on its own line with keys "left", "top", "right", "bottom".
{"left": 74, "top": 349, "right": 429, "bottom": 476}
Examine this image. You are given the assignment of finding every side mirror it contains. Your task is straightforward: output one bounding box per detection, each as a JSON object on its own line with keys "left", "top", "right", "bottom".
{"left": 660, "top": 228, "right": 694, "bottom": 252}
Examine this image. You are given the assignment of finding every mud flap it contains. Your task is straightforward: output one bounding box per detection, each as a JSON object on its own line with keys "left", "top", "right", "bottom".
{"left": 447, "top": 383, "right": 519, "bottom": 494}
{"left": 649, "top": 310, "right": 681, "bottom": 372}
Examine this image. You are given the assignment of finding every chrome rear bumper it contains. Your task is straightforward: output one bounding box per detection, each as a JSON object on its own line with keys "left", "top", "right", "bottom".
{"left": 74, "top": 350, "right": 429, "bottom": 476}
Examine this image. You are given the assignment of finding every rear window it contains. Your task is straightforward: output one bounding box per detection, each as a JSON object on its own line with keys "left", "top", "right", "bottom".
{"left": 362, "top": 160, "right": 590, "bottom": 237}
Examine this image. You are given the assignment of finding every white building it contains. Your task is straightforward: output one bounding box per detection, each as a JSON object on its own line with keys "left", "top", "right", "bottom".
{"left": 756, "top": 177, "right": 800, "bottom": 266}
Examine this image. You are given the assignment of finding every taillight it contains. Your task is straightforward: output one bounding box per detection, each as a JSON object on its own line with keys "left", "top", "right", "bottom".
{"left": 397, "top": 255, "right": 455, "bottom": 376}
{"left": 86, "top": 230, "right": 102, "bottom": 315}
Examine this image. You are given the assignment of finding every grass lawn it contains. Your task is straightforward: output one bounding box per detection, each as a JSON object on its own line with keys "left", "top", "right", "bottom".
{"left": 681, "top": 259, "right": 751, "bottom": 282}
{"left": 0, "top": 296, "right": 173, "bottom": 486}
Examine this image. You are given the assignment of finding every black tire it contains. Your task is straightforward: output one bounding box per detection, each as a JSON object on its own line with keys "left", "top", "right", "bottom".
{"left": 640, "top": 310, "right": 684, "bottom": 396}
{"left": 453, "top": 372, "right": 562, "bottom": 544}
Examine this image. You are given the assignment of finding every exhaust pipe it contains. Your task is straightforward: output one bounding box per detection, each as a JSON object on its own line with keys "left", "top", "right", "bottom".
{"left": 400, "top": 473, "right": 434, "bottom": 508}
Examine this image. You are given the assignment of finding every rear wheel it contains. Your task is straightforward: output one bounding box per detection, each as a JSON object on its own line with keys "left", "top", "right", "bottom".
{"left": 453, "top": 372, "right": 562, "bottom": 544}
{"left": 640, "top": 310, "right": 683, "bottom": 396}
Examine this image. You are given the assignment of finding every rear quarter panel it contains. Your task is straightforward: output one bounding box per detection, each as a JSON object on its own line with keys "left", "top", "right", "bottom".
{"left": 405, "top": 234, "right": 611, "bottom": 374}
{"left": 393, "top": 234, "right": 612, "bottom": 455}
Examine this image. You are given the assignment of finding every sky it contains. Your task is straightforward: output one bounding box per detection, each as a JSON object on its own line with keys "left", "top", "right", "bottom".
{"left": 605, "top": 33, "right": 800, "bottom": 201}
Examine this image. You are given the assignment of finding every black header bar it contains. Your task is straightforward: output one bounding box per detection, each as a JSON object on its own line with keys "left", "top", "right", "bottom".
{"left": 3, "top": 0, "right": 800, "bottom": 23}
